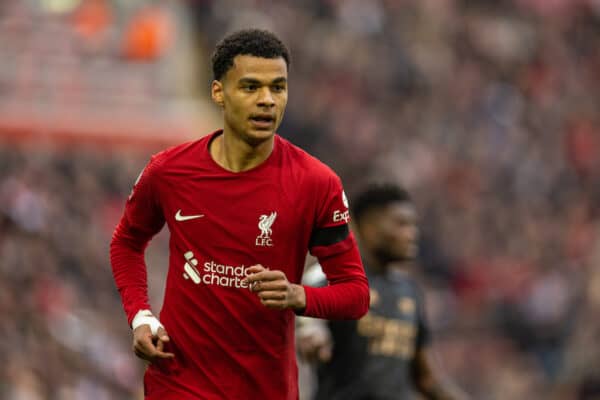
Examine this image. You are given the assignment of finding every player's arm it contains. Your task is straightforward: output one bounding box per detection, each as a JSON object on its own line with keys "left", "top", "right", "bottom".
{"left": 242, "top": 240, "right": 368, "bottom": 319}
{"left": 302, "top": 235, "right": 369, "bottom": 319}
{"left": 110, "top": 157, "right": 173, "bottom": 361}
{"left": 412, "top": 347, "right": 469, "bottom": 400}
{"left": 299, "top": 174, "right": 369, "bottom": 320}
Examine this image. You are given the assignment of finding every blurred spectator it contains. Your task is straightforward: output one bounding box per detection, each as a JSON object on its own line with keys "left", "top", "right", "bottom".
{"left": 122, "top": 4, "right": 173, "bottom": 62}
{"left": 72, "top": 0, "right": 112, "bottom": 44}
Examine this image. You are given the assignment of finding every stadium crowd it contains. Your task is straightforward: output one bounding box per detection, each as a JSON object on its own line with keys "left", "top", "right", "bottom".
{"left": 2, "top": 0, "right": 600, "bottom": 399}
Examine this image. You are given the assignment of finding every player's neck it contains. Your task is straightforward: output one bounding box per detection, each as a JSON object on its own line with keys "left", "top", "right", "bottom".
{"left": 210, "top": 130, "right": 274, "bottom": 172}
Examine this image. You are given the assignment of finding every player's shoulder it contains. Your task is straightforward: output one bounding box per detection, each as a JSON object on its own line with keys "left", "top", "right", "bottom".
{"left": 276, "top": 135, "right": 340, "bottom": 183}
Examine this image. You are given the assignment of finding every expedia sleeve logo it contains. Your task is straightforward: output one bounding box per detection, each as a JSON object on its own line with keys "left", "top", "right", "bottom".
{"left": 332, "top": 190, "right": 349, "bottom": 223}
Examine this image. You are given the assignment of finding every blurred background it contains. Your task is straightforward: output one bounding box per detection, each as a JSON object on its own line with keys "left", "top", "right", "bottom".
{"left": 1, "top": 0, "right": 600, "bottom": 399}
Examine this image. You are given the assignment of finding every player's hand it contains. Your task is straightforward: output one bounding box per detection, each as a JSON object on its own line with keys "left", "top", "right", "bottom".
{"left": 132, "top": 325, "right": 175, "bottom": 362}
{"left": 296, "top": 323, "right": 332, "bottom": 363}
{"left": 243, "top": 264, "right": 306, "bottom": 311}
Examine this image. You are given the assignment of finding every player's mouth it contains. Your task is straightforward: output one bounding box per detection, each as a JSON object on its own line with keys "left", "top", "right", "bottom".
{"left": 249, "top": 114, "right": 275, "bottom": 129}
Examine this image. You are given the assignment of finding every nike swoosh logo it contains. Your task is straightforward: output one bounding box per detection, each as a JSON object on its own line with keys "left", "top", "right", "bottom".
{"left": 175, "top": 209, "right": 204, "bottom": 221}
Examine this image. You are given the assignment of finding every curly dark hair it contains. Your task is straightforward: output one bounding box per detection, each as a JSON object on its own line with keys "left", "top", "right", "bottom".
{"left": 352, "top": 183, "right": 412, "bottom": 224}
{"left": 211, "top": 29, "right": 291, "bottom": 81}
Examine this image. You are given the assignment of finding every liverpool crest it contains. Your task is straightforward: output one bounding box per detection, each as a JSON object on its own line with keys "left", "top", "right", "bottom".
{"left": 256, "top": 211, "right": 277, "bottom": 247}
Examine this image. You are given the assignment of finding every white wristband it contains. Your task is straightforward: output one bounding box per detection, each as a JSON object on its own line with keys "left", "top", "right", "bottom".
{"left": 131, "top": 309, "right": 163, "bottom": 336}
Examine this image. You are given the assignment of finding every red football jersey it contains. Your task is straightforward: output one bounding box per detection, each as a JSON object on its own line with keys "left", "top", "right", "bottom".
{"left": 110, "top": 131, "right": 369, "bottom": 399}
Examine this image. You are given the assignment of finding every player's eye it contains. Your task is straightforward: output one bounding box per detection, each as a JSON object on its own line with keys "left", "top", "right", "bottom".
{"left": 242, "top": 84, "right": 258, "bottom": 92}
{"left": 271, "top": 85, "right": 286, "bottom": 93}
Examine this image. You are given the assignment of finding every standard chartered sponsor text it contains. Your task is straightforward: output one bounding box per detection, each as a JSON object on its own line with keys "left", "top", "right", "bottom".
{"left": 202, "top": 260, "right": 250, "bottom": 288}
{"left": 183, "top": 252, "right": 253, "bottom": 288}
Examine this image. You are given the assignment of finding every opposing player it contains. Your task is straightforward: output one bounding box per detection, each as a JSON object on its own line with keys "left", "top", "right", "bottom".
{"left": 109, "top": 29, "right": 369, "bottom": 399}
{"left": 298, "top": 183, "right": 467, "bottom": 400}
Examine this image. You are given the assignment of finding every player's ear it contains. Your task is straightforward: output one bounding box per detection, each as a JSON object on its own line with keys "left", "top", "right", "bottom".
{"left": 211, "top": 80, "right": 225, "bottom": 107}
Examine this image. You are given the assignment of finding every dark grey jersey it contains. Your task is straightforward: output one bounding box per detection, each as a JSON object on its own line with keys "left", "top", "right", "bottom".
{"left": 315, "top": 267, "right": 430, "bottom": 400}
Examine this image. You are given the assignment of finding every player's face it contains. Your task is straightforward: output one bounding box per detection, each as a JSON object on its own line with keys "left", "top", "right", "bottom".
{"left": 372, "top": 202, "right": 419, "bottom": 262}
{"left": 212, "top": 55, "right": 288, "bottom": 145}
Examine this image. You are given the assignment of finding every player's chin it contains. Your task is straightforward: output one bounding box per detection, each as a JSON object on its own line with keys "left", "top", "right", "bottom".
{"left": 246, "top": 128, "right": 276, "bottom": 143}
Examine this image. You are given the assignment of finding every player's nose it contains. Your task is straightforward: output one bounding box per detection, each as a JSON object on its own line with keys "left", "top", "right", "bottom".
{"left": 257, "top": 87, "right": 275, "bottom": 107}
